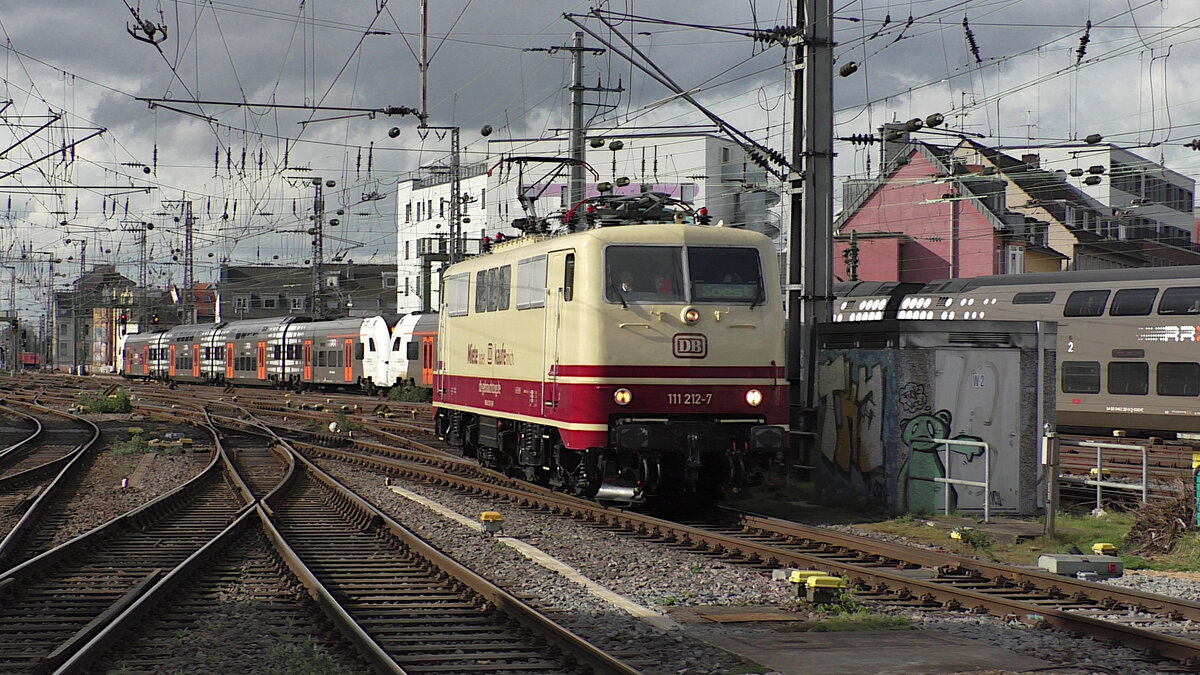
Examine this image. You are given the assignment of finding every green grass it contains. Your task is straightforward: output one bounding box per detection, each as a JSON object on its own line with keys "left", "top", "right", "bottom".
{"left": 266, "top": 637, "right": 343, "bottom": 675}
{"left": 77, "top": 390, "right": 133, "bottom": 413}
{"left": 807, "top": 611, "right": 912, "bottom": 632}
{"left": 853, "top": 510, "right": 1200, "bottom": 571}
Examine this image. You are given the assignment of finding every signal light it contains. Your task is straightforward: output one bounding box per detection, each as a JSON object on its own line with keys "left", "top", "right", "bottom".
{"left": 696, "top": 207, "right": 711, "bottom": 225}
{"left": 152, "top": 314, "right": 160, "bottom": 324}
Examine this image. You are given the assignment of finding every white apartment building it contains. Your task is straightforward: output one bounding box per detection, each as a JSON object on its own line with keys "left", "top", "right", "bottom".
{"left": 1003, "top": 144, "right": 1195, "bottom": 242}
{"left": 394, "top": 134, "right": 780, "bottom": 313}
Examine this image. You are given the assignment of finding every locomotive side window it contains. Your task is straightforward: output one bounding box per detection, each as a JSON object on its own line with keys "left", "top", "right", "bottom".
{"left": 497, "top": 265, "right": 511, "bottom": 310}
{"left": 1158, "top": 362, "right": 1200, "bottom": 397}
{"left": 564, "top": 254, "right": 575, "bottom": 302}
{"left": 1157, "top": 287, "right": 1200, "bottom": 315}
{"left": 688, "top": 246, "right": 764, "bottom": 303}
{"left": 406, "top": 341, "right": 419, "bottom": 360}
{"left": 355, "top": 343, "right": 365, "bottom": 360}
{"left": 1063, "top": 290, "right": 1110, "bottom": 317}
{"left": 606, "top": 245, "right": 684, "bottom": 303}
{"left": 1107, "top": 361, "right": 1148, "bottom": 396}
{"left": 1109, "top": 288, "right": 1158, "bottom": 316}
{"left": 475, "top": 270, "right": 489, "bottom": 313}
{"left": 446, "top": 274, "right": 469, "bottom": 316}
{"left": 1013, "top": 291, "right": 1055, "bottom": 304}
{"left": 516, "top": 256, "right": 547, "bottom": 309}
{"left": 1061, "top": 361, "right": 1100, "bottom": 394}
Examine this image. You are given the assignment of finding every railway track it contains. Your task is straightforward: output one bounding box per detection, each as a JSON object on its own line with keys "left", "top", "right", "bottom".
{"left": 28, "top": 374, "right": 1200, "bottom": 668}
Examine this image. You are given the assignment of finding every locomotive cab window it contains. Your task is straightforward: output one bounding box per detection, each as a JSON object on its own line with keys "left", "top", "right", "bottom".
{"left": 1158, "top": 286, "right": 1200, "bottom": 315}
{"left": 1063, "top": 289, "right": 1110, "bottom": 317}
{"left": 516, "top": 256, "right": 547, "bottom": 309}
{"left": 688, "top": 246, "right": 764, "bottom": 303}
{"left": 1109, "top": 288, "right": 1158, "bottom": 316}
{"left": 606, "top": 245, "right": 684, "bottom": 304}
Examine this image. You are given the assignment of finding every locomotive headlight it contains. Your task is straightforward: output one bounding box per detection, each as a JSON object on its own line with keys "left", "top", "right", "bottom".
{"left": 614, "top": 388, "right": 633, "bottom": 406}
{"left": 745, "top": 388, "right": 763, "bottom": 407}
{"left": 682, "top": 307, "right": 701, "bottom": 325}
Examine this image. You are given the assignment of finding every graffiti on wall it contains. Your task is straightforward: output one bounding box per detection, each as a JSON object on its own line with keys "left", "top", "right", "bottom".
{"left": 897, "top": 409, "right": 985, "bottom": 513}
{"left": 816, "top": 351, "right": 890, "bottom": 500}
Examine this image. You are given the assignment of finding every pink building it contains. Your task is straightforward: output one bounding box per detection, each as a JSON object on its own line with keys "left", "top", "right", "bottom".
{"left": 835, "top": 142, "right": 1026, "bottom": 283}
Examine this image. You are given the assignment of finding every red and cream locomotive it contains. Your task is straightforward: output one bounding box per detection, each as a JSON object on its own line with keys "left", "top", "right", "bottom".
{"left": 434, "top": 193, "right": 788, "bottom": 504}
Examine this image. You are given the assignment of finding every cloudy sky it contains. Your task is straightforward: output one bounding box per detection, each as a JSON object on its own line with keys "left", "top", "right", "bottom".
{"left": 0, "top": 0, "right": 1196, "bottom": 314}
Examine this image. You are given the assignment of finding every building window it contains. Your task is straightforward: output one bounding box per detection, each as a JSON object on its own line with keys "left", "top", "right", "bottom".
{"left": 405, "top": 203, "right": 412, "bottom": 222}
{"left": 234, "top": 295, "right": 250, "bottom": 312}
{"left": 405, "top": 241, "right": 410, "bottom": 260}
{"left": 289, "top": 296, "right": 305, "bottom": 312}
{"left": 480, "top": 188, "right": 486, "bottom": 208}
{"left": 263, "top": 297, "right": 278, "bottom": 310}
{"left": 439, "top": 198, "right": 444, "bottom": 217}
{"left": 383, "top": 275, "right": 397, "bottom": 288}
{"left": 404, "top": 277, "right": 410, "bottom": 296}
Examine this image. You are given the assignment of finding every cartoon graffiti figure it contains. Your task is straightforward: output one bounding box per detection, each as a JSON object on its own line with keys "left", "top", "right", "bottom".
{"left": 898, "top": 409, "right": 985, "bottom": 513}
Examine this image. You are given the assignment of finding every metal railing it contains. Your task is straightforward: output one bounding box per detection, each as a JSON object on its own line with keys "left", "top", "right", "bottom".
{"left": 1077, "top": 439, "right": 1148, "bottom": 510}
{"left": 929, "top": 437, "right": 992, "bottom": 523}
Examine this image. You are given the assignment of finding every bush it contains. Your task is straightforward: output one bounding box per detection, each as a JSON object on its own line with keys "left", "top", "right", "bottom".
{"left": 77, "top": 390, "right": 133, "bottom": 413}
{"left": 387, "top": 384, "right": 431, "bottom": 402}
{"left": 111, "top": 432, "right": 152, "bottom": 455}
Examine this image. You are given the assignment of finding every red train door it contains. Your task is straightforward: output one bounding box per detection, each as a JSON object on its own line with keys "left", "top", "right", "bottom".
{"left": 303, "top": 340, "right": 312, "bottom": 380}
{"left": 256, "top": 341, "right": 266, "bottom": 380}
{"left": 225, "top": 343, "right": 234, "bottom": 380}
{"left": 343, "top": 340, "right": 353, "bottom": 382}
{"left": 168, "top": 344, "right": 176, "bottom": 377}
{"left": 192, "top": 344, "right": 200, "bottom": 377}
{"left": 141, "top": 346, "right": 149, "bottom": 375}
{"left": 421, "top": 336, "right": 434, "bottom": 386}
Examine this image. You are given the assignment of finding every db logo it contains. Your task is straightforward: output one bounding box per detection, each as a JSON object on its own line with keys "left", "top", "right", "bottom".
{"left": 672, "top": 333, "right": 707, "bottom": 359}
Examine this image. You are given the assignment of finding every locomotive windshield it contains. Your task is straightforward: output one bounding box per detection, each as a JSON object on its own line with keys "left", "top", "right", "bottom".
{"left": 605, "top": 245, "right": 764, "bottom": 304}
{"left": 687, "top": 247, "right": 763, "bottom": 303}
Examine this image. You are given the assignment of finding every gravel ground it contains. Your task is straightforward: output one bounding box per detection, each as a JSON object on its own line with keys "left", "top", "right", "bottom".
{"left": 320, "top": 460, "right": 1200, "bottom": 675}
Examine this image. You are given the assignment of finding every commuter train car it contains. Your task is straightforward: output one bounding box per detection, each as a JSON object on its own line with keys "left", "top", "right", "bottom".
{"left": 386, "top": 312, "right": 438, "bottom": 391}
{"left": 835, "top": 266, "right": 1200, "bottom": 437}
{"left": 433, "top": 215, "right": 789, "bottom": 504}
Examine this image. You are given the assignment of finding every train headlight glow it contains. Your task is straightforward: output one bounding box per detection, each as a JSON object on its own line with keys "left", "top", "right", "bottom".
{"left": 614, "top": 388, "right": 633, "bottom": 406}
{"left": 682, "top": 307, "right": 701, "bottom": 325}
{"left": 745, "top": 389, "right": 763, "bottom": 407}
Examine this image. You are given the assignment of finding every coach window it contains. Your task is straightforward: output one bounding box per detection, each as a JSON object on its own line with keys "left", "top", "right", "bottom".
{"left": 688, "top": 246, "right": 763, "bottom": 303}
{"left": 1109, "top": 288, "right": 1158, "bottom": 316}
{"left": 564, "top": 254, "right": 575, "bottom": 301}
{"left": 1158, "top": 287, "right": 1200, "bottom": 315}
{"left": 1012, "top": 291, "right": 1055, "bottom": 304}
{"left": 318, "top": 351, "right": 327, "bottom": 367}
{"left": 1107, "top": 361, "right": 1148, "bottom": 396}
{"left": 355, "top": 343, "right": 365, "bottom": 360}
{"left": 407, "top": 340, "right": 419, "bottom": 360}
{"left": 1158, "top": 362, "right": 1200, "bottom": 397}
{"left": 1063, "top": 289, "right": 1110, "bottom": 317}
{"left": 1061, "top": 361, "right": 1101, "bottom": 394}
